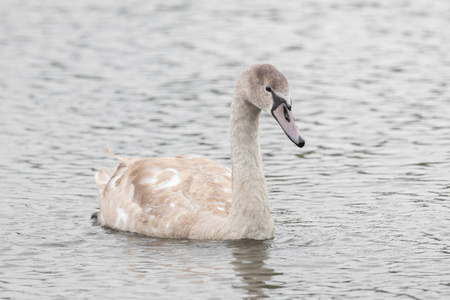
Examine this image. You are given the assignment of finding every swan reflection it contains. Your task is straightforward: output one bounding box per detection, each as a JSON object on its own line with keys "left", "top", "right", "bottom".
{"left": 227, "top": 239, "right": 283, "bottom": 298}
{"left": 117, "top": 233, "right": 284, "bottom": 298}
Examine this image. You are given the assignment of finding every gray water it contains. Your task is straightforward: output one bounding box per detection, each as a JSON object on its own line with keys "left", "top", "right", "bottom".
{"left": 1, "top": 0, "right": 449, "bottom": 299}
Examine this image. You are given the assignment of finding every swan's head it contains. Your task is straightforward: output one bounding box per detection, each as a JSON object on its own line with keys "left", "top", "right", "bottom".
{"left": 239, "top": 64, "right": 305, "bottom": 148}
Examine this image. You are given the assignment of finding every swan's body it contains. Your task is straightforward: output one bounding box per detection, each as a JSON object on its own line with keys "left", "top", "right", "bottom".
{"left": 95, "top": 64, "right": 305, "bottom": 240}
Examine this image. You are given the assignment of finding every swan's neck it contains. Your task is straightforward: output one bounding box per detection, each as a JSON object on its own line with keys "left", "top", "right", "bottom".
{"left": 222, "top": 95, "right": 274, "bottom": 239}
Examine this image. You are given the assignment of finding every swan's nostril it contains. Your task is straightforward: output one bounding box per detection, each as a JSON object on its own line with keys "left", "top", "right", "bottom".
{"left": 283, "top": 105, "right": 290, "bottom": 122}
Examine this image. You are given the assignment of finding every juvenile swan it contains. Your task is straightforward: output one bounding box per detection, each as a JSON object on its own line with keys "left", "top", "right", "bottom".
{"left": 95, "top": 64, "right": 305, "bottom": 240}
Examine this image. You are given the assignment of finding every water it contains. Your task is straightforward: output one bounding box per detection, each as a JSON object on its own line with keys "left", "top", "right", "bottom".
{"left": 1, "top": 0, "right": 449, "bottom": 298}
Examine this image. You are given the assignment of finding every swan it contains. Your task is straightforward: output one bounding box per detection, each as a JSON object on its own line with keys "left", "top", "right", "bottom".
{"left": 94, "top": 64, "right": 305, "bottom": 240}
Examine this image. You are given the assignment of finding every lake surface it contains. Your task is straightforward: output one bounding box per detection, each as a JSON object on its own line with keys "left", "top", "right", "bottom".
{"left": 1, "top": 0, "right": 449, "bottom": 299}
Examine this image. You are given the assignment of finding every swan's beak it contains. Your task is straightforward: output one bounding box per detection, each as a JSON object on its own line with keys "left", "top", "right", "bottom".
{"left": 272, "top": 103, "right": 305, "bottom": 148}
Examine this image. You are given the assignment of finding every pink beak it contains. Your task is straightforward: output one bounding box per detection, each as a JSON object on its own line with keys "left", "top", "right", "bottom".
{"left": 272, "top": 103, "right": 305, "bottom": 148}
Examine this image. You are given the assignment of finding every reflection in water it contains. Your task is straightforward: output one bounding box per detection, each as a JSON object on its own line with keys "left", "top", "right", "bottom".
{"left": 116, "top": 233, "right": 284, "bottom": 298}
{"left": 227, "top": 240, "right": 283, "bottom": 299}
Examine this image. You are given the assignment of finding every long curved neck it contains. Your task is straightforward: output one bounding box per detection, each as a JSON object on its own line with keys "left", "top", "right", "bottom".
{"left": 222, "top": 94, "right": 274, "bottom": 239}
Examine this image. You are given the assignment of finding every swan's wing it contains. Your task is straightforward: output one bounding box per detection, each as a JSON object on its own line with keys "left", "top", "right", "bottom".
{"left": 96, "top": 155, "right": 232, "bottom": 238}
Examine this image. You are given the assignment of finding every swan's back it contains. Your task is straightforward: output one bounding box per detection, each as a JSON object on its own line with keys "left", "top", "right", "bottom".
{"left": 95, "top": 153, "right": 232, "bottom": 239}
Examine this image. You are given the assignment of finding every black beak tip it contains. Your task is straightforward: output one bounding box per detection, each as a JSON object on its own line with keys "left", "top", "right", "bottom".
{"left": 297, "top": 139, "right": 305, "bottom": 148}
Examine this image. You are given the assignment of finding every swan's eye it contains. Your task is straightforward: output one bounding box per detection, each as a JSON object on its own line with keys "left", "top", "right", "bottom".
{"left": 265, "top": 86, "right": 272, "bottom": 92}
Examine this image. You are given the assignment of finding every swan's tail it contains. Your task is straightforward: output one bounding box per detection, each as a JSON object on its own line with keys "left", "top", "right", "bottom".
{"left": 95, "top": 147, "right": 126, "bottom": 195}
{"left": 95, "top": 168, "right": 113, "bottom": 194}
